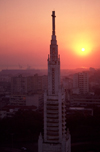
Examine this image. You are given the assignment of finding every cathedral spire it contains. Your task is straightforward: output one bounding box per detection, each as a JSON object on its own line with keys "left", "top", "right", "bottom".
{"left": 52, "top": 11, "right": 56, "bottom": 35}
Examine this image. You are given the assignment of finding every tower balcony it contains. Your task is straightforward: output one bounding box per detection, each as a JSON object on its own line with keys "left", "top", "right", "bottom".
{"left": 47, "top": 132, "right": 59, "bottom": 136}
{"left": 47, "top": 110, "right": 58, "bottom": 114}
{"left": 47, "top": 130, "right": 59, "bottom": 134}
{"left": 47, "top": 114, "right": 58, "bottom": 118}
{"left": 47, "top": 136, "right": 59, "bottom": 140}
{"left": 47, "top": 106, "right": 58, "bottom": 110}
{"left": 47, "top": 104, "right": 58, "bottom": 108}
{"left": 47, "top": 118, "right": 59, "bottom": 122}
{"left": 47, "top": 96, "right": 58, "bottom": 101}
{"left": 47, "top": 101, "right": 58, "bottom": 105}
{"left": 47, "top": 123, "right": 59, "bottom": 127}
{"left": 47, "top": 126, "right": 59, "bottom": 131}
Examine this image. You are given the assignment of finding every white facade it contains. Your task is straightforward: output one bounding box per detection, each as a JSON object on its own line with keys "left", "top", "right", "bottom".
{"left": 38, "top": 11, "right": 71, "bottom": 152}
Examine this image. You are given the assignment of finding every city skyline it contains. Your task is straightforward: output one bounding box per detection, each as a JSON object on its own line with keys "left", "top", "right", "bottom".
{"left": 0, "top": 0, "right": 100, "bottom": 70}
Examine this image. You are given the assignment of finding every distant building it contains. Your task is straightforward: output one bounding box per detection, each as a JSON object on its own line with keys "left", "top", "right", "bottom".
{"left": 67, "top": 94, "right": 100, "bottom": 110}
{"left": 0, "top": 105, "right": 37, "bottom": 119}
{"left": 0, "top": 75, "right": 11, "bottom": 95}
{"left": 10, "top": 95, "right": 26, "bottom": 106}
{"left": 11, "top": 74, "right": 47, "bottom": 95}
{"left": 10, "top": 94, "right": 43, "bottom": 110}
{"left": 11, "top": 75, "right": 27, "bottom": 95}
{"left": 66, "top": 107, "right": 93, "bottom": 116}
{"left": 73, "top": 72, "right": 89, "bottom": 94}
{"left": 62, "top": 77, "right": 73, "bottom": 90}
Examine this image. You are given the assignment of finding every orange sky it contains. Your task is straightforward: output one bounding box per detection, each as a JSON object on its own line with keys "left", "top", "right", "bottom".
{"left": 0, "top": 0, "right": 100, "bottom": 70}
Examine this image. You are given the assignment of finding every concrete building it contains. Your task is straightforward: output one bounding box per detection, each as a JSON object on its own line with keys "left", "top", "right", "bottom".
{"left": 10, "top": 95, "right": 26, "bottom": 106}
{"left": 62, "top": 77, "right": 73, "bottom": 91}
{"left": 73, "top": 72, "right": 89, "bottom": 94}
{"left": 10, "top": 94, "right": 43, "bottom": 109}
{"left": 67, "top": 94, "right": 100, "bottom": 108}
{"left": 66, "top": 107, "right": 93, "bottom": 116}
{"left": 11, "top": 75, "right": 27, "bottom": 95}
{"left": 0, "top": 105, "right": 37, "bottom": 119}
{"left": 38, "top": 11, "right": 71, "bottom": 152}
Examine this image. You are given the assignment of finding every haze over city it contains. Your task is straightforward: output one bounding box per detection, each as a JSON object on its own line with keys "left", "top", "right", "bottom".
{"left": 0, "top": 0, "right": 100, "bottom": 70}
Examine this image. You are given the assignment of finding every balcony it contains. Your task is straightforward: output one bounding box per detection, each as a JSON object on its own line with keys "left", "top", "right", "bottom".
{"left": 47, "top": 107, "right": 58, "bottom": 110}
{"left": 47, "top": 123, "right": 58, "bottom": 127}
{"left": 47, "top": 126, "right": 59, "bottom": 131}
{"left": 47, "top": 110, "right": 58, "bottom": 114}
{"left": 47, "top": 132, "right": 59, "bottom": 136}
{"left": 47, "top": 114, "right": 58, "bottom": 118}
{"left": 47, "top": 103, "right": 58, "bottom": 107}
{"left": 47, "top": 119, "right": 59, "bottom": 123}
{"left": 47, "top": 136, "right": 59, "bottom": 140}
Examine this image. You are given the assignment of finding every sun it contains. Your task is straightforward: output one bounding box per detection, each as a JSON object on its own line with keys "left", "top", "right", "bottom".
{"left": 82, "top": 48, "right": 85, "bottom": 51}
{"left": 71, "top": 33, "right": 93, "bottom": 57}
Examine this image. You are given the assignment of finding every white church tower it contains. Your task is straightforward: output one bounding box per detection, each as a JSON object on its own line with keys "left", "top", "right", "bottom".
{"left": 38, "top": 11, "right": 71, "bottom": 152}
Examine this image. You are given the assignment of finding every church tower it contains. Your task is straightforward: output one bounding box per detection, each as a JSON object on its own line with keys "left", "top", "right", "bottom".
{"left": 38, "top": 11, "right": 71, "bottom": 152}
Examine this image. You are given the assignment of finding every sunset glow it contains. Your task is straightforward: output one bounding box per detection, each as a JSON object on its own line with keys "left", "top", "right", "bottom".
{"left": 0, "top": 0, "right": 100, "bottom": 69}
{"left": 82, "top": 48, "right": 85, "bottom": 51}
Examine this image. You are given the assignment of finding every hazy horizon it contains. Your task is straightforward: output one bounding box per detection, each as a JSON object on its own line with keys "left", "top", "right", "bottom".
{"left": 0, "top": 66, "right": 97, "bottom": 72}
{"left": 0, "top": 0, "right": 100, "bottom": 69}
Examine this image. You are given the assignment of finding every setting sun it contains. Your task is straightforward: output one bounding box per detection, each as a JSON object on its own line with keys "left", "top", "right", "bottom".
{"left": 82, "top": 48, "right": 85, "bottom": 51}
{"left": 71, "top": 34, "right": 94, "bottom": 57}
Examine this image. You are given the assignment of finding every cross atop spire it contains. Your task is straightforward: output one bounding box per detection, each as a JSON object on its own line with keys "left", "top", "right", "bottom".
{"left": 51, "top": 11, "right": 56, "bottom": 35}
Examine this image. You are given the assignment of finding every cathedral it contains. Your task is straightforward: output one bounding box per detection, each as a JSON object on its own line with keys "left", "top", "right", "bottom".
{"left": 38, "top": 11, "right": 71, "bottom": 152}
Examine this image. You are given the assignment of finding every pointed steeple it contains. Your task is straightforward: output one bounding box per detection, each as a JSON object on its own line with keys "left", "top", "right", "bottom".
{"left": 51, "top": 11, "right": 56, "bottom": 35}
